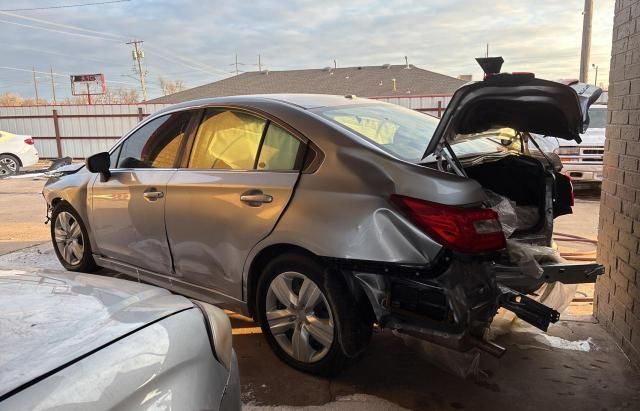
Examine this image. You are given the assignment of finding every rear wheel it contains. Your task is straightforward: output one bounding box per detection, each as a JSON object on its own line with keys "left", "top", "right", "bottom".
{"left": 256, "top": 253, "right": 372, "bottom": 376}
{"left": 0, "top": 154, "right": 19, "bottom": 175}
{"left": 51, "top": 203, "right": 98, "bottom": 272}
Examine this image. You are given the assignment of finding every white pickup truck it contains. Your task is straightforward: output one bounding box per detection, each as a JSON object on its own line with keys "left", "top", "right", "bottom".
{"left": 544, "top": 104, "right": 606, "bottom": 184}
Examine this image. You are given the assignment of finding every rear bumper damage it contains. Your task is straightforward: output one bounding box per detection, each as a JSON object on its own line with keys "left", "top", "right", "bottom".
{"left": 337, "top": 258, "right": 603, "bottom": 358}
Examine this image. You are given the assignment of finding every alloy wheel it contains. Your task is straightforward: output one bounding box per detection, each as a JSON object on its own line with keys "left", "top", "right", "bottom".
{"left": 0, "top": 157, "right": 18, "bottom": 174}
{"left": 54, "top": 211, "right": 85, "bottom": 266}
{"left": 265, "top": 271, "right": 335, "bottom": 363}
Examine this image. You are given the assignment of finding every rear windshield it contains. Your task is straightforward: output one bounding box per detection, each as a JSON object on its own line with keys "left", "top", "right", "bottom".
{"left": 588, "top": 107, "right": 607, "bottom": 128}
{"left": 316, "top": 104, "right": 439, "bottom": 161}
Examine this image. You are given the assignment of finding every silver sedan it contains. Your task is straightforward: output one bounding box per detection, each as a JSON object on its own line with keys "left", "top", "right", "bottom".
{"left": 43, "top": 76, "right": 602, "bottom": 376}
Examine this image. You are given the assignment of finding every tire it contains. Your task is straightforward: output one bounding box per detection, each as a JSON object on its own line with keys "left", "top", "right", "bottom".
{"left": 256, "top": 253, "right": 372, "bottom": 376}
{"left": 51, "top": 202, "right": 99, "bottom": 272}
{"left": 0, "top": 154, "right": 19, "bottom": 175}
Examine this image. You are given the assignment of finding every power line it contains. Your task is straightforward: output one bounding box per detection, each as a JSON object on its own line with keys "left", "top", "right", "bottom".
{"left": 0, "top": 18, "right": 122, "bottom": 42}
{"left": 0, "top": 0, "right": 130, "bottom": 12}
{"left": 0, "top": 10, "right": 125, "bottom": 40}
{"left": 0, "top": 65, "right": 141, "bottom": 88}
{"left": 1, "top": 11, "right": 230, "bottom": 77}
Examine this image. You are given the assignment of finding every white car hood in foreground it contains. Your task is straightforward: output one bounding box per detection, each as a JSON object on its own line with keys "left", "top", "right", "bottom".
{"left": 0, "top": 269, "right": 194, "bottom": 399}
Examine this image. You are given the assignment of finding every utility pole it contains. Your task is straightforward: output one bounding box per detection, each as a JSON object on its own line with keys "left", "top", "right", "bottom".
{"left": 32, "top": 66, "right": 39, "bottom": 104}
{"left": 49, "top": 66, "right": 57, "bottom": 104}
{"left": 258, "top": 54, "right": 262, "bottom": 72}
{"left": 235, "top": 53, "right": 239, "bottom": 75}
{"left": 579, "top": 0, "right": 593, "bottom": 83}
{"left": 486, "top": 43, "right": 489, "bottom": 58}
{"left": 333, "top": 59, "right": 337, "bottom": 69}
{"left": 592, "top": 63, "right": 599, "bottom": 86}
{"left": 127, "top": 39, "right": 148, "bottom": 101}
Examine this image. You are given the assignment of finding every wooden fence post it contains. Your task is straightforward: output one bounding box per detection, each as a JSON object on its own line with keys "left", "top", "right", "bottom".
{"left": 52, "top": 109, "right": 62, "bottom": 158}
{"left": 137, "top": 107, "right": 144, "bottom": 122}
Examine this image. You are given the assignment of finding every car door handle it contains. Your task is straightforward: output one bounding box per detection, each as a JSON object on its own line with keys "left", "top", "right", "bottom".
{"left": 143, "top": 190, "right": 164, "bottom": 200}
{"left": 240, "top": 190, "right": 273, "bottom": 206}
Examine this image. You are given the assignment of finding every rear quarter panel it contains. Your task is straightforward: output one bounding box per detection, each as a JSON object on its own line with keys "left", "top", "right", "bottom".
{"left": 242, "top": 102, "right": 487, "bottom": 291}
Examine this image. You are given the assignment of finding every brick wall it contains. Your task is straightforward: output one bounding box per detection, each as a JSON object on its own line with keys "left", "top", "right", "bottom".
{"left": 594, "top": 0, "right": 640, "bottom": 367}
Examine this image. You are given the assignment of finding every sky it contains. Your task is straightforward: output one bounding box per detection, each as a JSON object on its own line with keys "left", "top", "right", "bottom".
{"left": 0, "top": 0, "right": 615, "bottom": 101}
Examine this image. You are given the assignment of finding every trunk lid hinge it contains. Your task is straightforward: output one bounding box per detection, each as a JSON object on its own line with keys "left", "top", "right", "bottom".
{"left": 435, "top": 139, "right": 467, "bottom": 178}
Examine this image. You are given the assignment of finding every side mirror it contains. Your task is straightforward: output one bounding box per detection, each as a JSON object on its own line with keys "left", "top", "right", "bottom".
{"left": 87, "top": 152, "right": 111, "bottom": 182}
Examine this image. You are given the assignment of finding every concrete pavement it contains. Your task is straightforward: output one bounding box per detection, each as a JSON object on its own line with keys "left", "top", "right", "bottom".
{"left": 2, "top": 179, "right": 638, "bottom": 410}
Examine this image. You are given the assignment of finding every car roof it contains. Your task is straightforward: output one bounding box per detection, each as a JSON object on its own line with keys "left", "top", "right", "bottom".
{"left": 153, "top": 93, "right": 382, "bottom": 115}
{"left": 0, "top": 269, "right": 193, "bottom": 399}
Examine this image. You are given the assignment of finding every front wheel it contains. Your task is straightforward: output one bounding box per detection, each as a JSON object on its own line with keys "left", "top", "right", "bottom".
{"left": 256, "top": 253, "right": 372, "bottom": 376}
{"left": 51, "top": 203, "right": 98, "bottom": 272}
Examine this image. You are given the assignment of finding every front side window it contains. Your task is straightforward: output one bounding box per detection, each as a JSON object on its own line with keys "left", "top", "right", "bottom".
{"left": 117, "top": 111, "right": 191, "bottom": 168}
{"left": 316, "top": 103, "right": 439, "bottom": 161}
{"left": 189, "top": 110, "right": 266, "bottom": 170}
{"left": 109, "top": 145, "right": 121, "bottom": 169}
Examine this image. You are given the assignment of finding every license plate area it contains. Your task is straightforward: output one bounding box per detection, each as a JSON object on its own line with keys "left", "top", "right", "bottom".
{"left": 389, "top": 280, "right": 450, "bottom": 322}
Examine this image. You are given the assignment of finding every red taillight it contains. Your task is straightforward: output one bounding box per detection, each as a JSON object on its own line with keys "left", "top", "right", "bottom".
{"left": 390, "top": 195, "right": 506, "bottom": 254}
{"left": 24, "top": 137, "right": 34, "bottom": 145}
{"left": 568, "top": 175, "right": 575, "bottom": 207}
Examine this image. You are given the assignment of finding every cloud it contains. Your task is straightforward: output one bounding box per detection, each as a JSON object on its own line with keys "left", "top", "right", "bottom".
{"left": 0, "top": 0, "right": 615, "bottom": 99}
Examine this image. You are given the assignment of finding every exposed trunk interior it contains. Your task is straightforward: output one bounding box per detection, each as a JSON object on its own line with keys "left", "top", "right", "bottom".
{"left": 464, "top": 155, "right": 546, "bottom": 235}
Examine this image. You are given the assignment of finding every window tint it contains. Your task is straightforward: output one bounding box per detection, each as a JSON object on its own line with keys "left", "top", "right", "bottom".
{"left": 257, "top": 124, "right": 301, "bottom": 170}
{"left": 317, "top": 104, "right": 439, "bottom": 161}
{"left": 117, "top": 111, "right": 191, "bottom": 168}
{"left": 109, "top": 145, "right": 121, "bottom": 168}
{"left": 189, "top": 110, "right": 266, "bottom": 170}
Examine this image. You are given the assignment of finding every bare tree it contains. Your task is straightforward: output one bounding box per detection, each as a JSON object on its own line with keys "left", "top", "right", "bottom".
{"left": 0, "top": 88, "right": 140, "bottom": 106}
{"left": 91, "top": 88, "right": 140, "bottom": 104}
{"left": 159, "top": 77, "right": 186, "bottom": 96}
{"left": 0, "top": 93, "right": 47, "bottom": 106}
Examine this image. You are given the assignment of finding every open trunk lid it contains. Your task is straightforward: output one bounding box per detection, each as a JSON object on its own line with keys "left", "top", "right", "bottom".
{"left": 422, "top": 72, "right": 602, "bottom": 159}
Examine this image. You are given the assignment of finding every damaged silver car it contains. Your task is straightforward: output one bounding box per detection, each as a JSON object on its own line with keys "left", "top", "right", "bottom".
{"left": 43, "top": 60, "right": 603, "bottom": 376}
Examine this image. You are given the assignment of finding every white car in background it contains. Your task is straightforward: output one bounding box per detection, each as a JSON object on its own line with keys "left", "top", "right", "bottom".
{"left": 0, "top": 130, "right": 39, "bottom": 175}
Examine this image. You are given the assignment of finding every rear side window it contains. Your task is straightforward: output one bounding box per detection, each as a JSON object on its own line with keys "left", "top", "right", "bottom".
{"left": 189, "top": 110, "right": 266, "bottom": 170}
{"left": 257, "top": 124, "right": 301, "bottom": 170}
{"left": 117, "top": 111, "right": 191, "bottom": 168}
{"left": 317, "top": 104, "right": 438, "bottom": 161}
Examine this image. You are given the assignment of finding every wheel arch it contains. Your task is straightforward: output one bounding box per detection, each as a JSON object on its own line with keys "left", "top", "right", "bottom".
{"left": 244, "top": 243, "right": 374, "bottom": 323}
{"left": 0, "top": 152, "right": 22, "bottom": 167}
{"left": 50, "top": 196, "right": 65, "bottom": 208}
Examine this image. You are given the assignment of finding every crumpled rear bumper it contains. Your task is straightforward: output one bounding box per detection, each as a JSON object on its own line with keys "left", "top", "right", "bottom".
{"left": 346, "top": 258, "right": 585, "bottom": 357}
